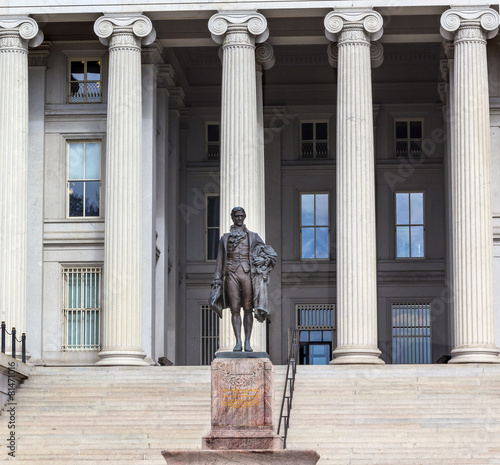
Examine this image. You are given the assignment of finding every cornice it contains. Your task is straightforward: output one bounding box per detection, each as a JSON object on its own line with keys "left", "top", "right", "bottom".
{"left": 157, "top": 63, "right": 176, "bottom": 88}
{"left": 28, "top": 40, "right": 51, "bottom": 66}
{"left": 141, "top": 40, "right": 163, "bottom": 64}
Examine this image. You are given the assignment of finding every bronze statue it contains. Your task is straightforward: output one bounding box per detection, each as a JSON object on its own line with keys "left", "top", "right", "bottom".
{"left": 209, "top": 207, "right": 277, "bottom": 352}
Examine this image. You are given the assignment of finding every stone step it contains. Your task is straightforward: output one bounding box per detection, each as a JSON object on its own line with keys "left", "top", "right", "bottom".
{"left": 2, "top": 365, "right": 500, "bottom": 464}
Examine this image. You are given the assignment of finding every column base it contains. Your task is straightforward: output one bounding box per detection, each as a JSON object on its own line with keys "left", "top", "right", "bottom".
{"left": 330, "top": 346, "right": 385, "bottom": 365}
{"left": 96, "top": 349, "right": 149, "bottom": 366}
{"left": 449, "top": 345, "right": 500, "bottom": 364}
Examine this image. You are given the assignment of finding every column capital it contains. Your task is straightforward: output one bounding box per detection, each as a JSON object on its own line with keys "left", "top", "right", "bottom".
{"left": 324, "top": 9, "right": 383, "bottom": 43}
{"left": 255, "top": 42, "right": 275, "bottom": 70}
{"left": 208, "top": 10, "right": 268, "bottom": 45}
{"left": 0, "top": 15, "right": 44, "bottom": 49}
{"left": 94, "top": 13, "right": 156, "bottom": 47}
{"left": 440, "top": 7, "right": 499, "bottom": 41}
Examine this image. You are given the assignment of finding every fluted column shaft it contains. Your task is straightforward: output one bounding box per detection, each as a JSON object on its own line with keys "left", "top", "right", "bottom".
{"left": 209, "top": 11, "right": 269, "bottom": 352}
{"left": 325, "top": 10, "right": 384, "bottom": 364}
{"left": 94, "top": 15, "right": 155, "bottom": 366}
{"left": 441, "top": 7, "right": 500, "bottom": 363}
{"left": 0, "top": 16, "right": 42, "bottom": 355}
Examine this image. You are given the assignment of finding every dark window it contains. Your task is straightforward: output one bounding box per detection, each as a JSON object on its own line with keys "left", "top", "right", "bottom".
{"left": 300, "top": 122, "right": 328, "bottom": 159}
{"left": 68, "top": 59, "right": 101, "bottom": 103}
{"left": 206, "top": 195, "right": 220, "bottom": 260}
{"left": 207, "top": 124, "right": 220, "bottom": 160}
{"left": 394, "top": 120, "right": 423, "bottom": 157}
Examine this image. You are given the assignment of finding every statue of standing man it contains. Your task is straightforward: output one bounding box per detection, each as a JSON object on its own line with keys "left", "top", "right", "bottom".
{"left": 209, "top": 207, "right": 277, "bottom": 352}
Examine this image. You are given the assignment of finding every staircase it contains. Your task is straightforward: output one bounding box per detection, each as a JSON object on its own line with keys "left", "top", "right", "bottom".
{"left": 0, "top": 365, "right": 285, "bottom": 464}
{"left": 1, "top": 364, "right": 499, "bottom": 464}
{"left": 286, "top": 364, "right": 500, "bottom": 465}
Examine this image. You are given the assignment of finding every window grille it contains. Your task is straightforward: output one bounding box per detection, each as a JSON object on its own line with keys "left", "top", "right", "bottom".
{"left": 206, "top": 195, "right": 220, "bottom": 261}
{"left": 392, "top": 303, "right": 431, "bottom": 364}
{"left": 297, "top": 303, "right": 335, "bottom": 329}
{"left": 68, "top": 59, "right": 102, "bottom": 103}
{"left": 67, "top": 142, "right": 101, "bottom": 218}
{"left": 300, "top": 193, "right": 329, "bottom": 259}
{"left": 395, "top": 192, "right": 425, "bottom": 258}
{"left": 200, "top": 304, "right": 219, "bottom": 365}
{"left": 300, "top": 122, "right": 328, "bottom": 159}
{"left": 394, "top": 120, "right": 423, "bottom": 157}
{"left": 207, "top": 123, "right": 220, "bottom": 160}
{"left": 62, "top": 267, "right": 101, "bottom": 351}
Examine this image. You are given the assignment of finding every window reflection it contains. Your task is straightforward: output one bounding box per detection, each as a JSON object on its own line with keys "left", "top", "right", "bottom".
{"left": 301, "top": 193, "right": 329, "bottom": 259}
{"left": 395, "top": 192, "right": 424, "bottom": 258}
{"left": 68, "top": 142, "right": 101, "bottom": 218}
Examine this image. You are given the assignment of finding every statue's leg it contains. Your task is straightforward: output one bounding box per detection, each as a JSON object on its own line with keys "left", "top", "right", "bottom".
{"left": 226, "top": 270, "right": 242, "bottom": 351}
{"left": 231, "top": 313, "right": 242, "bottom": 351}
{"left": 241, "top": 271, "right": 254, "bottom": 352}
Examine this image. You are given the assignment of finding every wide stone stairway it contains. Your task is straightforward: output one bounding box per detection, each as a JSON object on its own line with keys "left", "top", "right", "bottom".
{"left": 286, "top": 365, "right": 500, "bottom": 465}
{"left": 1, "top": 364, "right": 499, "bottom": 464}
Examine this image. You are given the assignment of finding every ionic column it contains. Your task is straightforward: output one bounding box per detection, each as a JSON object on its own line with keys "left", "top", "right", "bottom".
{"left": 94, "top": 14, "right": 156, "bottom": 366}
{"left": 209, "top": 11, "right": 269, "bottom": 353}
{"left": 440, "top": 7, "right": 500, "bottom": 363}
{"left": 325, "top": 9, "right": 384, "bottom": 364}
{"left": 0, "top": 16, "right": 43, "bottom": 356}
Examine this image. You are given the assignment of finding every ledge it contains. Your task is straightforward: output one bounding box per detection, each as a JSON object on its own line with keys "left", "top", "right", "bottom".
{"left": 0, "top": 353, "right": 30, "bottom": 410}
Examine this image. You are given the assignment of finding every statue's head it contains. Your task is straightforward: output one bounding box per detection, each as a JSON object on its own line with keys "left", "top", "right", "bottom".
{"left": 231, "top": 206, "right": 246, "bottom": 226}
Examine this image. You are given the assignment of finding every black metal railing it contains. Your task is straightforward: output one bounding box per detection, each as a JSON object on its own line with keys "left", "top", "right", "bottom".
{"left": 1, "top": 321, "right": 26, "bottom": 363}
{"left": 277, "top": 328, "right": 299, "bottom": 448}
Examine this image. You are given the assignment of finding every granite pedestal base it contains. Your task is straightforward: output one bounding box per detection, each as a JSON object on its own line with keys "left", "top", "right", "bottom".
{"left": 202, "top": 357, "right": 280, "bottom": 450}
{"left": 162, "top": 357, "right": 319, "bottom": 464}
{"left": 162, "top": 450, "right": 320, "bottom": 464}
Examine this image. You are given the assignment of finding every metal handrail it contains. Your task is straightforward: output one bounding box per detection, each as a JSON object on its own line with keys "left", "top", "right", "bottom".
{"left": 1, "top": 321, "right": 26, "bottom": 363}
{"left": 277, "top": 328, "right": 299, "bottom": 449}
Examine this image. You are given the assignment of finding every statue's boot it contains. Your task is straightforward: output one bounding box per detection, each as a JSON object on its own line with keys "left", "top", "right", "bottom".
{"left": 244, "top": 340, "right": 253, "bottom": 352}
{"left": 233, "top": 340, "right": 242, "bottom": 351}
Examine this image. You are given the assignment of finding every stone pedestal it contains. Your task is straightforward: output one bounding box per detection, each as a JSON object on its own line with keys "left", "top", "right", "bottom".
{"left": 203, "top": 358, "right": 281, "bottom": 450}
{"left": 162, "top": 450, "right": 320, "bottom": 464}
{"left": 162, "top": 357, "right": 319, "bottom": 464}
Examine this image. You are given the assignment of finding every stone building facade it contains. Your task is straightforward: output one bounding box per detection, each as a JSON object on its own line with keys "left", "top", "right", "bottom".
{"left": 1, "top": 1, "right": 500, "bottom": 367}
